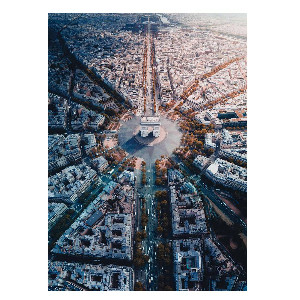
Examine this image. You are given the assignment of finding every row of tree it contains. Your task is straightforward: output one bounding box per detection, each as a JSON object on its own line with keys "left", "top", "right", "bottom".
{"left": 154, "top": 158, "right": 172, "bottom": 186}
{"left": 155, "top": 189, "right": 171, "bottom": 238}
{"left": 133, "top": 193, "right": 149, "bottom": 268}
{"left": 156, "top": 242, "right": 174, "bottom": 291}
{"left": 141, "top": 161, "right": 146, "bottom": 185}
{"left": 177, "top": 118, "right": 216, "bottom": 162}
{"left": 133, "top": 238, "right": 149, "bottom": 268}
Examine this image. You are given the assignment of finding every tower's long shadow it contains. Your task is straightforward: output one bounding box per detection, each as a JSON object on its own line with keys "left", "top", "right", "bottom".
{"left": 121, "top": 135, "right": 146, "bottom": 155}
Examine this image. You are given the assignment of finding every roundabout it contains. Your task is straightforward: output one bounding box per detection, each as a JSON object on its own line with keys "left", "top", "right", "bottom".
{"left": 118, "top": 116, "right": 182, "bottom": 164}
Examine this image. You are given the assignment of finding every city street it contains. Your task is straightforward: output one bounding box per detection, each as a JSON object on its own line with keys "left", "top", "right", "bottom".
{"left": 134, "top": 160, "right": 161, "bottom": 290}
{"left": 192, "top": 175, "right": 247, "bottom": 235}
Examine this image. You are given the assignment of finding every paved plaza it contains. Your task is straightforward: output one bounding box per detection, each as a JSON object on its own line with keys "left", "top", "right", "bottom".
{"left": 118, "top": 116, "right": 182, "bottom": 164}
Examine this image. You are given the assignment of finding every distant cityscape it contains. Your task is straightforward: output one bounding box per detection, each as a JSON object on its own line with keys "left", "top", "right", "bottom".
{"left": 48, "top": 13, "right": 247, "bottom": 291}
